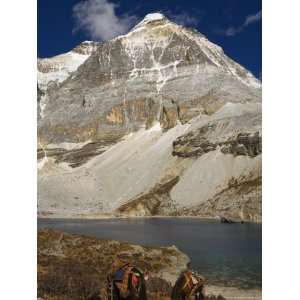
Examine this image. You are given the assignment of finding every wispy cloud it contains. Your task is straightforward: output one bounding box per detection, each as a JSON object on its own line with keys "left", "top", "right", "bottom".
{"left": 166, "top": 11, "right": 200, "bottom": 27}
{"left": 244, "top": 10, "right": 262, "bottom": 26}
{"left": 221, "top": 10, "right": 262, "bottom": 37}
{"left": 72, "top": 0, "right": 137, "bottom": 41}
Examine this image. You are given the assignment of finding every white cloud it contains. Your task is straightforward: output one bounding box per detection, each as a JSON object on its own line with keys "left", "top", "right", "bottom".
{"left": 222, "top": 10, "right": 262, "bottom": 37}
{"left": 72, "top": 0, "right": 137, "bottom": 41}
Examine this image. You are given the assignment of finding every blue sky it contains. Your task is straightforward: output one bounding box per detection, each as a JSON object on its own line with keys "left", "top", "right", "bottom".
{"left": 38, "top": 0, "right": 261, "bottom": 78}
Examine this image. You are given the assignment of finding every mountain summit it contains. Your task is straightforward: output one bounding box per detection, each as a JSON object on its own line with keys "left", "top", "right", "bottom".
{"left": 38, "top": 13, "right": 261, "bottom": 221}
{"left": 135, "top": 12, "right": 167, "bottom": 25}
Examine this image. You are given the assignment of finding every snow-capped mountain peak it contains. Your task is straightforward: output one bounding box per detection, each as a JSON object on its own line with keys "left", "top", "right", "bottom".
{"left": 116, "top": 13, "right": 260, "bottom": 89}
{"left": 134, "top": 12, "right": 167, "bottom": 27}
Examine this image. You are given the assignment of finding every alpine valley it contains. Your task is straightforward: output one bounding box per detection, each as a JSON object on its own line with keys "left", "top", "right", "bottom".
{"left": 37, "top": 13, "right": 262, "bottom": 222}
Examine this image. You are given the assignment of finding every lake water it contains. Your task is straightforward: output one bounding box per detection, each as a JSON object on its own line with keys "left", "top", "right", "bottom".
{"left": 38, "top": 218, "right": 261, "bottom": 289}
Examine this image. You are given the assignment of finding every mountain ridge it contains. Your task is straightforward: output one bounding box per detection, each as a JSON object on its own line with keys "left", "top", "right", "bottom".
{"left": 37, "top": 13, "right": 261, "bottom": 221}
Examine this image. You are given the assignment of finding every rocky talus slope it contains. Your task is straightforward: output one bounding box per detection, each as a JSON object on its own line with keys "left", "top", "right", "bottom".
{"left": 38, "top": 13, "right": 262, "bottom": 221}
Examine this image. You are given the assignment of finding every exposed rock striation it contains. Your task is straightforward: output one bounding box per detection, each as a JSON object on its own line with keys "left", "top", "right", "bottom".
{"left": 172, "top": 130, "right": 261, "bottom": 158}
{"left": 117, "top": 176, "right": 180, "bottom": 216}
{"left": 38, "top": 138, "right": 119, "bottom": 168}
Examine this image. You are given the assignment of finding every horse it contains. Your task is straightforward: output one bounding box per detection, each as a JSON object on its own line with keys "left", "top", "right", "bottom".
{"left": 171, "top": 270, "right": 206, "bottom": 300}
{"left": 106, "top": 260, "right": 148, "bottom": 300}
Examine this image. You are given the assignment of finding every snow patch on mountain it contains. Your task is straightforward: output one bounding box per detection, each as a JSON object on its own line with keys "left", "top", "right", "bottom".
{"left": 37, "top": 41, "right": 98, "bottom": 90}
{"left": 140, "top": 12, "right": 165, "bottom": 22}
{"left": 38, "top": 52, "right": 89, "bottom": 89}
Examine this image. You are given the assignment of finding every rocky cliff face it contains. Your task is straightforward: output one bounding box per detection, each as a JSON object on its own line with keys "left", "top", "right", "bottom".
{"left": 38, "top": 13, "right": 261, "bottom": 221}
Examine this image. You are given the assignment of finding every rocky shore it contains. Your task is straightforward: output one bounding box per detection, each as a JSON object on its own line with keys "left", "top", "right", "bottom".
{"left": 38, "top": 229, "right": 261, "bottom": 300}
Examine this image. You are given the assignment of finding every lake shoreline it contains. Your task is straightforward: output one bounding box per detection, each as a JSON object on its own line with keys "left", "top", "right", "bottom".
{"left": 38, "top": 229, "right": 261, "bottom": 300}
{"left": 38, "top": 217, "right": 262, "bottom": 291}
{"left": 38, "top": 214, "right": 262, "bottom": 224}
{"left": 206, "top": 285, "right": 261, "bottom": 300}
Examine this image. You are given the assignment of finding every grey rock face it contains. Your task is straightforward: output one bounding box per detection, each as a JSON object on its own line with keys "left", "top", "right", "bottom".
{"left": 38, "top": 14, "right": 261, "bottom": 145}
{"left": 37, "top": 138, "right": 119, "bottom": 168}
{"left": 116, "top": 176, "right": 180, "bottom": 217}
{"left": 172, "top": 130, "right": 262, "bottom": 158}
{"left": 221, "top": 132, "right": 262, "bottom": 157}
{"left": 72, "top": 41, "right": 99, "bottom": 55}
{"left": 172, "top": 104, "right": 261, "bottom": 159}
